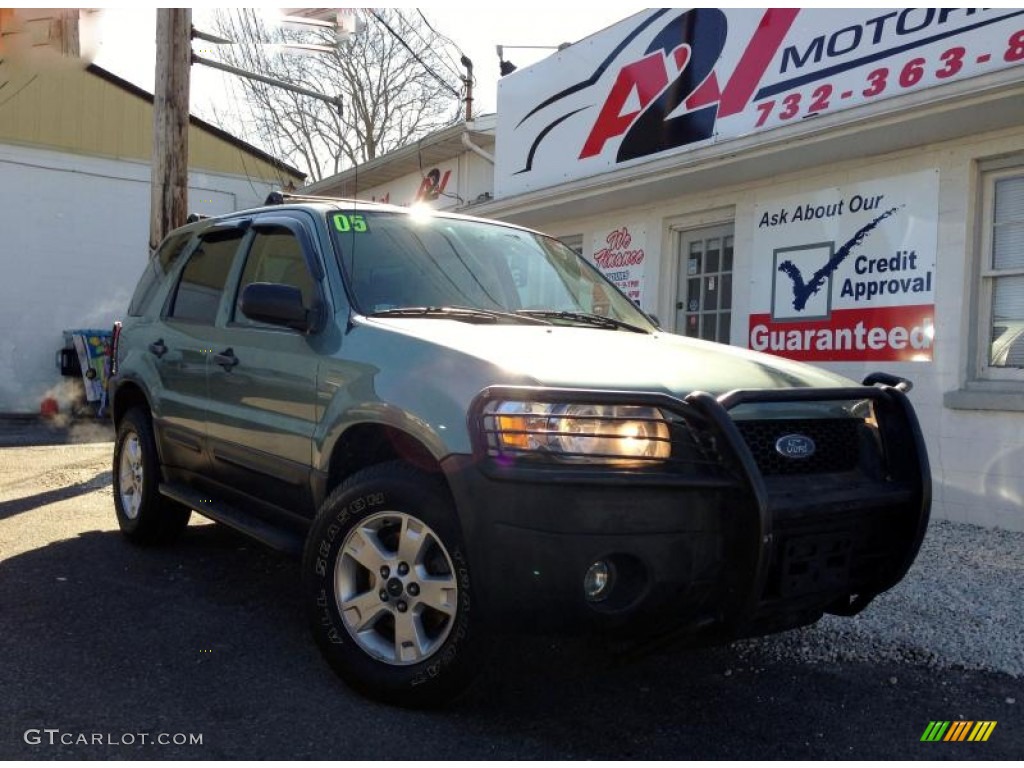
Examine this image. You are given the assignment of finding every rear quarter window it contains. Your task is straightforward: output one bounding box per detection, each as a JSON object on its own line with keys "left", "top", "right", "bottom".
{"left": 127, "top": 231, "right": 194, "bottom": 317}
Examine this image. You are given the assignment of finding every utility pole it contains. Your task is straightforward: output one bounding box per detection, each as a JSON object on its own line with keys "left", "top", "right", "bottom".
{"left": 59, "top": 9, "right": 80, "bottom": 57}
{"left": 150, "top": 8, "right": 191, "bottom": 252}
{"left": 461, "top": 55, "right": 473, "bottom": 121}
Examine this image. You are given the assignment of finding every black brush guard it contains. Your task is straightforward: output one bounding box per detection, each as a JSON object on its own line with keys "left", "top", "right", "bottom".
{"left": 471, "top": 372, "right": 931, "bottom": 637}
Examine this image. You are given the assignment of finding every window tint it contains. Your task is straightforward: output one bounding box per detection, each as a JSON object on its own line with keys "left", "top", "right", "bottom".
{"left": 127, "top": 230, "right": 193, "bottom": 316}
{"left": 168, "top": 231, "right": 243, "bottom": 325}
{"left": 234, "top": 226, "right": 314, "bottom": 323}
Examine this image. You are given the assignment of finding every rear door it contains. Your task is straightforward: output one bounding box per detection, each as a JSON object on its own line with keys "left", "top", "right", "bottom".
{"left": 153, "top": 226, "right": 246, "bottom": 475}
{"left": 202, "top": 215, "right": 326, "bottom": 518}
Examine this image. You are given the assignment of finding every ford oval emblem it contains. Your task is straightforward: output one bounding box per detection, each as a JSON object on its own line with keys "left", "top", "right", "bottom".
{"left": 775, "top": 434, "right": 816, "bottom": 459}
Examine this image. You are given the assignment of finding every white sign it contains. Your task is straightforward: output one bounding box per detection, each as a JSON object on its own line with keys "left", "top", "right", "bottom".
{"left": 747, "top": 170, "right": 938, "bottom": 362}
{"left": 497, "top": 8, "right": 1024, "bottom": 196}
{"left": 360, "top": 164, "right": 459, "bottom": 209}
{"left": 590, "top": 223, "right": 647, "bottom": 307}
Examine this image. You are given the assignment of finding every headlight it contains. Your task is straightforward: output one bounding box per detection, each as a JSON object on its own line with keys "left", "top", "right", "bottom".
{"left": 482, "top": 401, "right": 671, "bottom": 465}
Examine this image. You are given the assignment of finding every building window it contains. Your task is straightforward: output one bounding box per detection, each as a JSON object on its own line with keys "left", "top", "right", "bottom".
{"left": 979, "top": 168, "right": 1024, "bottom": 378}
{"left": 675, "top": 225, "right": 734, "bottom": 343}
{"left": 559, "top": 234, "right": 584, "bottom": 256}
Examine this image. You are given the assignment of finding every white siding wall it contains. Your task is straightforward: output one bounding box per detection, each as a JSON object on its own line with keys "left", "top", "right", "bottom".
{"left": 0, "top": 143, "right": 279, "bottom": 414}
{"left": 517, "top": 127, "right": 1024, "bottom": 531}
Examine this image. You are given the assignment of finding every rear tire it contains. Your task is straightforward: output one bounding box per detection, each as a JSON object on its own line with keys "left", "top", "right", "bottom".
{"left": 113, "top": 407, "right": 191, "bottom": 545}
{"left": 302, "top": 461, "right": 482, "bottom": 707}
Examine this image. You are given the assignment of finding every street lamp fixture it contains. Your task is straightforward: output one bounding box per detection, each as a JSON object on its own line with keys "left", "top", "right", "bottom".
{"left": 496, "top": 43, "right": 571, "bottom": 76}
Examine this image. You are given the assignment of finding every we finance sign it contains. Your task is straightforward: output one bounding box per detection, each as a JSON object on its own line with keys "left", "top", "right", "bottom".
{"left": 496, "top": 8, "right": 1024, "bottom": 196}
{"left": 748, "top": 171, "right": 938, "bottom": 363}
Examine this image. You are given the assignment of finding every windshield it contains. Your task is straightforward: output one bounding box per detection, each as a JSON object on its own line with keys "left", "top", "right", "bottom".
{"left": 328, "top": 209, "right": 655, "bottom": 331}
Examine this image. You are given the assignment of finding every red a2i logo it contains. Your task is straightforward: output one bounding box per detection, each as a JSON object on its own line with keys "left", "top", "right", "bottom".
{"left": 415, "top": 168, "right": 451, "bottom": 202}
{"left": 577, "top": 8, "right": 799, "bottom": 163}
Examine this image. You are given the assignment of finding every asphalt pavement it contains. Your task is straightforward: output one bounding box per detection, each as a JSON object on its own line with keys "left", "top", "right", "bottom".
{"left": 0, "top": 419, "right": 1020, "bottom": 759}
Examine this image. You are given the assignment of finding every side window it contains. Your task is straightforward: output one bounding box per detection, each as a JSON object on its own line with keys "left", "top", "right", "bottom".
{"left": 168, "top": 231, "right": 243, "bottom": 325}
{"left": 234, "top": 226, "right": 315, "bottom": 323}
{"left": 128, "top": 230, "right": 193, "bottom": 316}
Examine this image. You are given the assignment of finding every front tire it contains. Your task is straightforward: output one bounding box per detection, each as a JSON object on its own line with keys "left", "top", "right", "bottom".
{"left": 113, "top": 407, "right": 191, "bottom": 545}
{"left": 302, "top": 461, "right": 481, "bottom": 707}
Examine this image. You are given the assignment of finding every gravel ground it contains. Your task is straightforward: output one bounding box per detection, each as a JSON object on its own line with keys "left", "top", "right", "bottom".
{"left": 734, "top": 520, "right": 1024, "bottom": 679}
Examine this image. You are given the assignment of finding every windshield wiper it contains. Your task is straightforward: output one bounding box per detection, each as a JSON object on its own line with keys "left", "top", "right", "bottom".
{"left": 515, "top": 310, "right": 649, "bottom": 334}
{"left": 366, "top": 306, "right": 553, "bottom": 325}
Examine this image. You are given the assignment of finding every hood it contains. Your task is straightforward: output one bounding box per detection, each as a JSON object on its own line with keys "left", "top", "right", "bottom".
{"left": 361, "top": 318, "right": 856, "bottom": 397}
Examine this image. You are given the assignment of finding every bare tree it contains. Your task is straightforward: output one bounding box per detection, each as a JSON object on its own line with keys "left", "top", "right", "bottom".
{"left": 207, "top": 9, "right": 463, "bottom": 182}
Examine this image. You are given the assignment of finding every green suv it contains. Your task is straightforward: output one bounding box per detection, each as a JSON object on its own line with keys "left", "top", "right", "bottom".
{"left": 109, "top": 196, "right": 930, "bottom": 706}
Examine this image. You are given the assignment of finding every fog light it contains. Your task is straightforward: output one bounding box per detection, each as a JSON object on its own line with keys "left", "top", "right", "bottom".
{"left": 583, "top": 560, "right": 615, "bottom": 602}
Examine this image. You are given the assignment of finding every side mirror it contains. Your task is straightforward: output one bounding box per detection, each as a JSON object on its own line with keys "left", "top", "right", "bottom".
{"left": 240, "top": 282, "right": 310, "bottom": 332}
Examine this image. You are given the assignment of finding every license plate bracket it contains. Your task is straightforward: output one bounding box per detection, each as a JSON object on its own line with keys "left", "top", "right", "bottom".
{"left": 779, "top": 533, "right": 854, "bottom": 597}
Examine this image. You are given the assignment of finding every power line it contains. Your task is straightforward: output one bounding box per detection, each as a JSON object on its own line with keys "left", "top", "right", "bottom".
{"left": 367, "top": 9, "right": 460, "bottom": 99}
{"left": 417, "top": 10, "right": 466, "bottom": 60}
{"left": 400, "top": 9, "right": 464, "bottom": 83}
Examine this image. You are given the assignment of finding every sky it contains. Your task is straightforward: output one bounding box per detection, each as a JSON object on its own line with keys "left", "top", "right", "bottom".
{"left": 86, "top": 3, "right": 650, "bottom": 123}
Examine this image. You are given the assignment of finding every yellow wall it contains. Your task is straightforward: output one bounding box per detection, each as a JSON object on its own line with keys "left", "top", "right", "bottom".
{"left": 0, "top": 64, "right": 302, "bottom": 185}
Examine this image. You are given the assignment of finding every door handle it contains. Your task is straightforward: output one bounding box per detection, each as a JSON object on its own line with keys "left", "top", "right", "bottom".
{"left": 213, "top": 348, "right": 239, "bottom": 370}
{"left": 148, "top": 339, "right": 167, "bottom": 358}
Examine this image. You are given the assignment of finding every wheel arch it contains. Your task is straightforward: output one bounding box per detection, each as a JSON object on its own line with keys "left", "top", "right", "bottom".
{"left": 325, "top": 422, "right": 448, "bottom": 498}
{"left": 111, "top": 379, "right": 153, "bottom": 428}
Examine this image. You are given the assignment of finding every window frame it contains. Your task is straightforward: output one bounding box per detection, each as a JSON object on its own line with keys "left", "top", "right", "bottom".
{"left": 674, "top": 224, "right": 734, "bottom": 344}
{"left": 164, "top": 227, "right": 248, "bottom": 327}
{"left": 229, "top": 220, "right": 321, "bottom": 330}
{"left": 976, "top": 162, "right": 1024, "bottom": 382}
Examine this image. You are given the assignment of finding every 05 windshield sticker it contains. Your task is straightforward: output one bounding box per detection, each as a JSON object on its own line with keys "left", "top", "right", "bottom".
{"left": 333, "top": 213, "right": 369, "bottom": 233}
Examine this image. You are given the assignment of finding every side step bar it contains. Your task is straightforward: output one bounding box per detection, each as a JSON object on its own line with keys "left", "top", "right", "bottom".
{"left": 160, "top": 483, "right": 304, "bottom": 556}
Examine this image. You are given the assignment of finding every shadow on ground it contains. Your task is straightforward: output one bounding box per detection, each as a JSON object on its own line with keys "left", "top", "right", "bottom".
{"left": 0, "top": 471, "right": 112, "bottom": 521}
{"left": 1, "top": 523, "right": 1019, "bottom": 760}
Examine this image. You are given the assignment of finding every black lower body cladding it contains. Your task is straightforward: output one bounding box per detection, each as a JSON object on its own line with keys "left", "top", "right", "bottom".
{"left": 443, "top": 457, "right": 925, "bottom": 639}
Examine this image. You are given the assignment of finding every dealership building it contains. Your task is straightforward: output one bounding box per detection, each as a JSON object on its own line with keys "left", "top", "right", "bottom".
{"left": 308, "top": 8, "right": 1024, "bottom": 531}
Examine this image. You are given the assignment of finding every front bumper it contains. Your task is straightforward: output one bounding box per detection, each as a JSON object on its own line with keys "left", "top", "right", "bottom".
{"left": 442, "top": 376, "right": 930, "bottom": 639}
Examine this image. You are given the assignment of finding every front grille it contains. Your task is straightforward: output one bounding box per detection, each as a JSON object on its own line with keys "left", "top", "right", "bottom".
{"left": 734, "top": 418, "right": 862, "bottom": 476}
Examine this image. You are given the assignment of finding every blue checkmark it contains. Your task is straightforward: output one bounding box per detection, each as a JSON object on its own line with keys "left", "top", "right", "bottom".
{"left": 778, "top": 206, "right": 900, "bottom": 312}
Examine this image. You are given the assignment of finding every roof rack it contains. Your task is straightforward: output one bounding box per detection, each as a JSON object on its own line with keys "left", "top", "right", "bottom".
{"left": 264, "top": 190, "right": 358, "bottom": 206}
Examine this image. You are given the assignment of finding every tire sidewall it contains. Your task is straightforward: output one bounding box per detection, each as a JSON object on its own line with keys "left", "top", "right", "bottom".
{"left": 113, "top": 410, "right": 154, "bottom": 536}
{"left": 304, "top": 465, "right": 477, "bottom": 705}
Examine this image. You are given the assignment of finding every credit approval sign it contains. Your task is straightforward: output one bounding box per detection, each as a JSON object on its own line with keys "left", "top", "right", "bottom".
{"left": 496, "top": 8, "right": 1024, "bottom": 196}
{"left": 747, "top": 170, "right": 938, "bottom": 362}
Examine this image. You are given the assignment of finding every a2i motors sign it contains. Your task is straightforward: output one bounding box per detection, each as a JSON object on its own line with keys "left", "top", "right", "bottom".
{"left": 496, "top": 8, "right": 1024, "bottom": 196}
{"left": 748, "top": 170, "right": 938, "bottom": 363}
